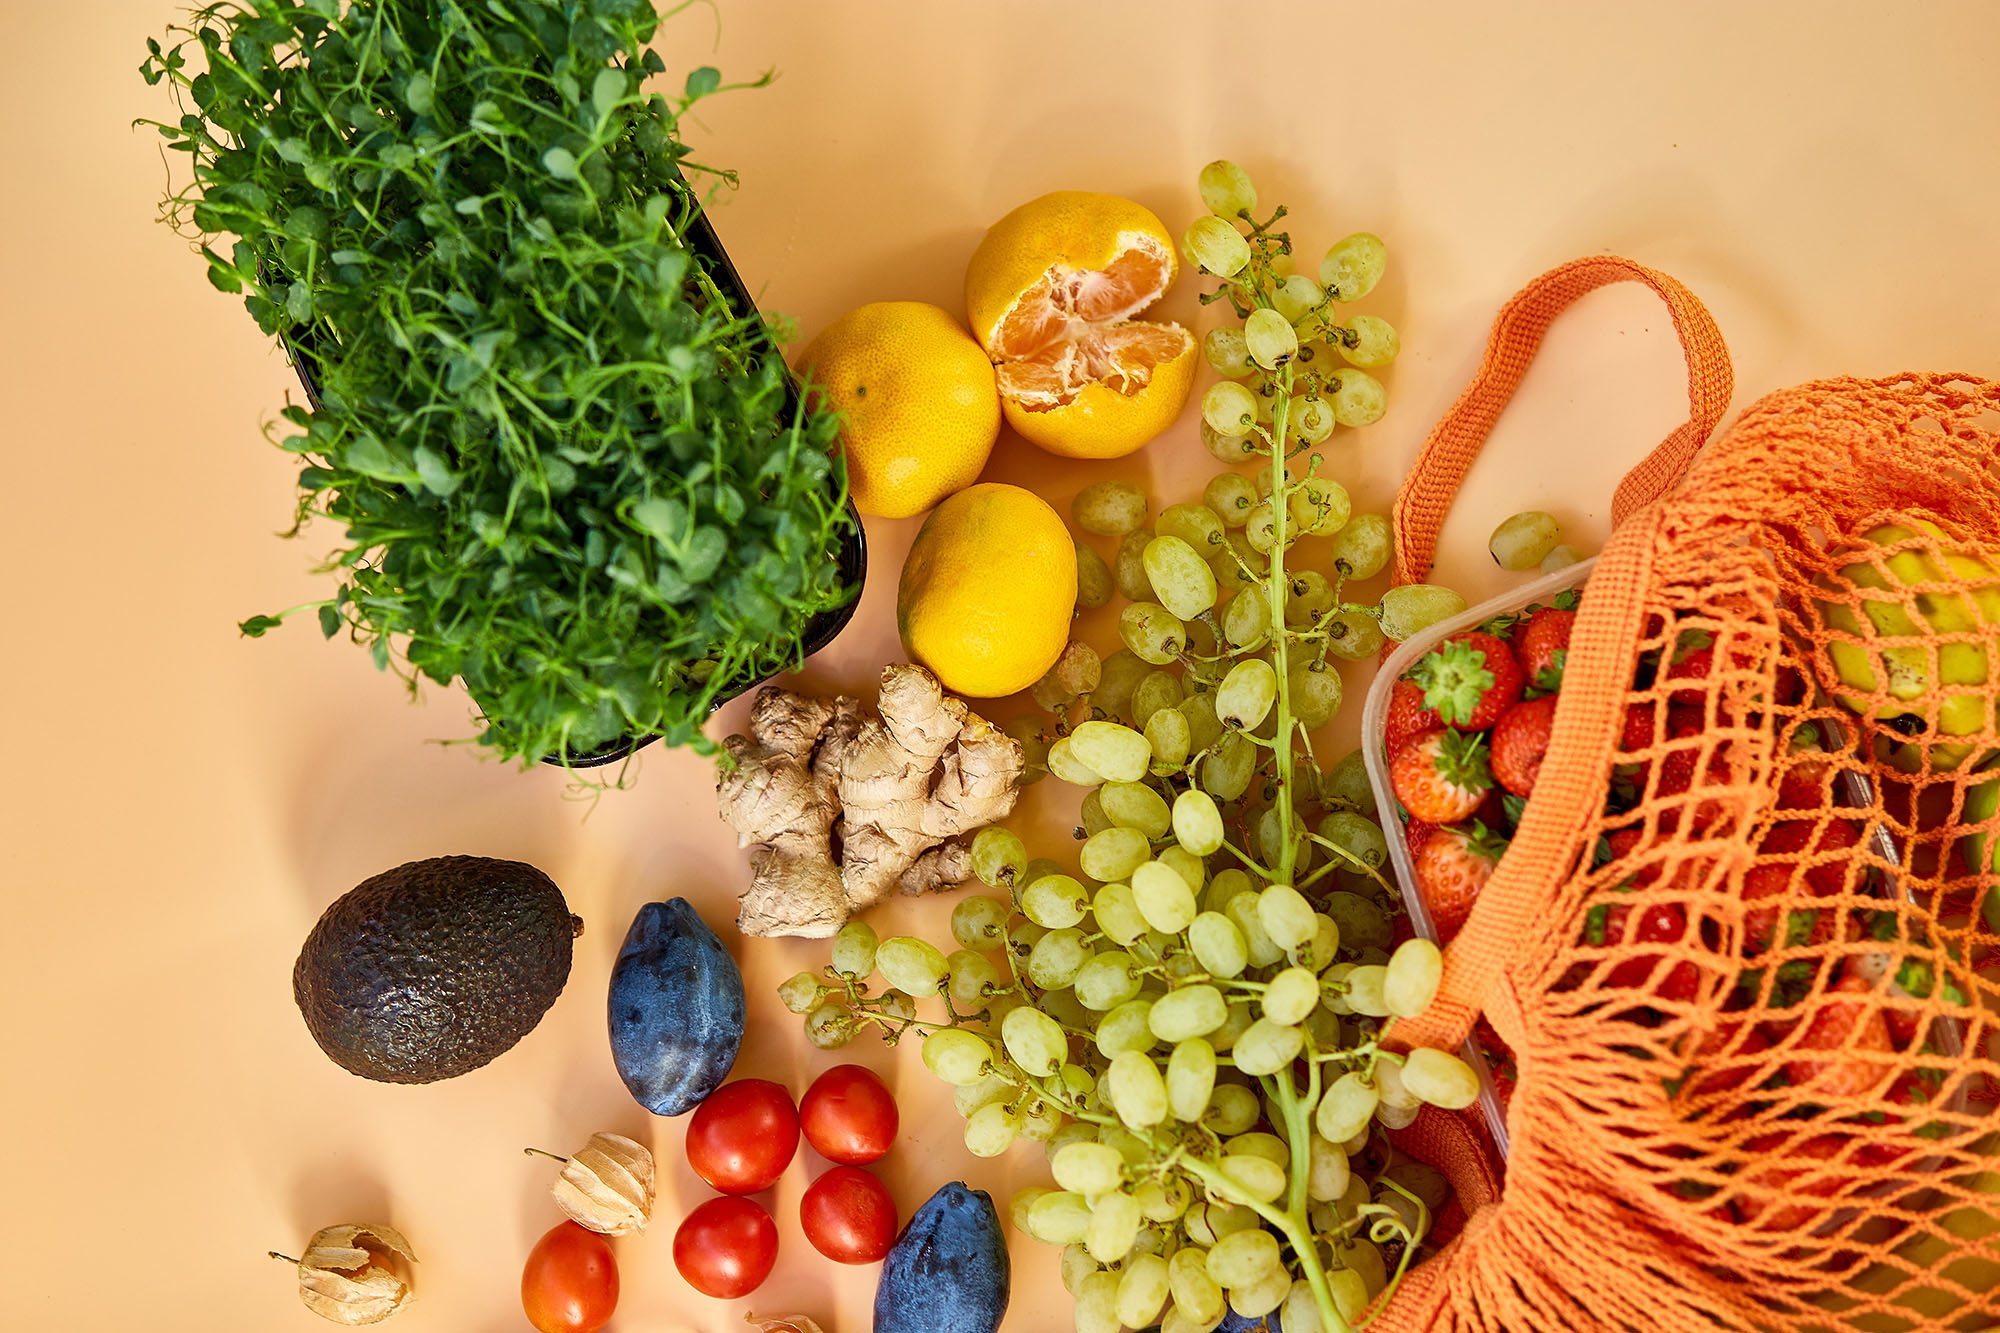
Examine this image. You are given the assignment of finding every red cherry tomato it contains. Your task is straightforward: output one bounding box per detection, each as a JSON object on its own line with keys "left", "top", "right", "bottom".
{"left": 686, "top": 1078, "right": 800, "bottom": 1194}
{"left": 522, "top": 1220, "right": 618, "bottom": 1333}
{"left": 799, "top": 1165, "right": 898, "bottom": 1263}
{"left": 673, "top": 1195, "right": 779, "bottom": 1299}
{"left": 799, "top": 1064, "right": 899, "bottom": 1165}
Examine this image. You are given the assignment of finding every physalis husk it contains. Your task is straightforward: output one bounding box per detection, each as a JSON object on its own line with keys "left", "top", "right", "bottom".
{"left": 549, "top": 1131, "right": 655, "bottom": 1236}
{"left": 274, "top": 1223, "right": 416, "bottom": 1325}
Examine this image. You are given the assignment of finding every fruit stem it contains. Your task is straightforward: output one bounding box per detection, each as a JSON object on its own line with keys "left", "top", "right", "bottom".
{"left": 1266, "top": 362, "right": 1300, "bottom": 887}
{"left": 522, "top": 1146, "right": 567, "bottom": 1162}
{"left": 1181, "top": 1156, "right": 1351, "bottom": 1333}
{"left": 267, "top": 1251, "right": 300, "bottom": 1265}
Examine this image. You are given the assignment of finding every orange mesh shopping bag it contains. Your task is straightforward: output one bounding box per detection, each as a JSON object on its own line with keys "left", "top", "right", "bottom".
{"left": 1373, "top": 256, "right": 2000, "bottom": 1333}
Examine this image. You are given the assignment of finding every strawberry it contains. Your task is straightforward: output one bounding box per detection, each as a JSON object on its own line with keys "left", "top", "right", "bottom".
{"left": 1732, "top": 1133, "right": 1852, "bottom": 1230}
{"left": 1600, "top": 899, "right": 1701, "bottom": 1001}
{"left": 1516, "top": 606, "right": 1577, "bottom": 692}
{"left": 1490, "top": 694, "right": 1559, "bottom": 796}
{"left": 1759, "top": 818, "right": 1866, "bottom": 896}
{"left": 1775, "top": 747, "right": 1839, "bottom": 813}
{"left": 1681, "top": 1018, "right": 1773, "bottom": 1099}
{"left": 1664, "top": 630, "right": 1761, "bottom": 712}
{"left": 1784, "top": 970, "right": 1895, "bottom": 1100}
{"left": 1390, "top": 729, "right": 1494, "bottom": 824}
{"left": 1410, "top": 631, "right": 1525, "bottom": 731}
{"left": 1413, "top": 823, "right": 1506, "bottom": 939}
{"left": 1383, "top": 678, "right": 1444, "bottom": 758}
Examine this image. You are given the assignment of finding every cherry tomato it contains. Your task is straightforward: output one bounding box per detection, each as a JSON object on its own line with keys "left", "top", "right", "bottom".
{"left": 686, "top": 1078, "right": 800, "bottom": 1193}
{"left": 799, "top": 1165, "right": 898, "bottom": 1263}
{"left": 521, "top": 1220, "right": 618, "bottom": 1333}
{"left": 799, "top": 1064, "right": 899, "bottom": 1165}
{"left": 673, "top": 1195, "right": 779, "bottom": 1298}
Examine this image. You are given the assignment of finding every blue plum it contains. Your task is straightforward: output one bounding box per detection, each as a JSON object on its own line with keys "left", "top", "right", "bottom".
{"left": 607, "top": 898, "right": 744, "bottom": 1115}
{"left": 873, "top": 1182, "right": 1010, "bottom": 1333}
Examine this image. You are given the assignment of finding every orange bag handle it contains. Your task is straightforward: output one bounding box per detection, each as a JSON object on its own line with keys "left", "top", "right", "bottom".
{"left": 1390, "top": 255, "right": 1734, "bottom": 586}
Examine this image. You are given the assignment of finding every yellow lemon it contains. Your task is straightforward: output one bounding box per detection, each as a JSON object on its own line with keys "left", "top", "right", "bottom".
{"left": 898, "top": 483, "right": 1078, "bottom": 697}
{"left": 796, "top": 301, "right": 1000, "bottom": 519}
{"left": 964, "top": 191, "right": 1195, "bottom": 460}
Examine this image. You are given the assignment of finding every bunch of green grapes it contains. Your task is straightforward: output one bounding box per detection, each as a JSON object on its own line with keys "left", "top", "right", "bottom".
{"left": 776, "top": 165, "right": 1484, "bottom": 1333}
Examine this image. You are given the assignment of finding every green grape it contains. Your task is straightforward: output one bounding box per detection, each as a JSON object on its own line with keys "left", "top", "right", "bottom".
{"left": 1328, "top": 367, "right": 1387, "bottom": 427}
{"left": 1232, "top": 1018, "right": 1304, "bottom": 1075}
{"left": 1099, "top": 781, "right": 1172, "bottom": 838}
{"left": 1132, "top": 859, "right": 1199, "bottom": 933}
{"left": 1003, "top": 714, "right": 1051, "bottom": 782}
{"left": 1288, "top": 394, "right": 1337, "bottom": 445}
{"left": 1323, "top": 609, "right": 1386, "bottom": 662}
{"left": 1204, "top": 868, "right": 1251, "bottom": 915}
{"left": 1157, "top": 843, "right": 1205, "bottom": 896}
{"left": 1184, "top": 615, "right": 1220, "bottom": 666}
{"left": 1273, "top": 272, "right": 1324, "bottom": 325}
{"left": 1080, "top": 826, "right": 1151, "bottom": 882}
{"left": 1207, "top": 1228, "right": 1283, "bottom": 1290}
{"left": 1243, "top": 500, "right": 1280, "bottom": 554}
{"left": 1325, "top": 1268, "right": 1370, "bottom": 1322}
{"left": 1232, "top": 1267, "right": 1291, "bottom": 1318}
{"left": 1072, "top": 479, "right": 1149, "bottom": 536}
{"left": 1340, "top": 1236, "right": 1389, "bottom": 1297}
{"left": 1202, "top": 380, "right": 1259, "bottom": 437}
{"left": 1130, "top": 671, "right": 1181, "bottom": 728}
{"left": 1027, "top": 1190, "right": 1094, "bottom": 1245}
{"left": 1047, "top": 736, "right": 1105, "bottom": 786}
{"left": 1216, "top": 658, "right": 1277, "bottom": 730}
{"left": 830, "top": 920, "right": 878, "bottom": 978}
{"left": 1059, "top": 1242, "right": 1097, "bottom": 1296}
{"left": 947, "top": 949, "right": 1003, "bottom": 1010}
{"left": 1020, "top": 1097, "right": 1064, "bottom": 1142}
{"left": 1333, "top": 313, "right": 1399, "bottom": 368}
{"left": 1181, "top": 691, "right": 1224, "bottom": 753}
{"left": 1158, "top": 502, "right": 1226, "bottom": 554}
{"left": 1222, "top": 586, "right": 1272, "bottom": 648}
{"left": 1094, "top": 649, "right": 1151, "bottom": 715}
{"left": 1052, "top": 1141, "right": 1125, "bottom": 1197}
{"left": 1317, "top": 810, "right": 1387, "bottom": 875}
{"left": 1319, "top": 232, "right": 1387, "bottom": 302}
{"left": 1203, "top": 325, "right": 1254, "bottom": 378}
{"left": 1224, "top": 1131, "right": 1289, "bottom": 1168}
{"left": 1144, "top": 535, "right": 1220, "bottom": 619}
{"left": 1255, "top": 806, "right": 1304, "bottom": 869}
{"left": 1324, "top": 749, "right": 1378, "bottom": 815}
{"left": 1011, "top": 1186, "right": 1052, "bottom": 1235}
{"left": 969, "top": 827, "right": 1030, "bottom": 891}
{"left": 1377, "top": 583, "right": 1468, "bottom": 641}
{"left": 1331, "top": 512, "right": 1392, "bottom": 580}
{"left": 1074, "top": 540, "right": 1113, "bottom": 610}
{"left": 882, "top": 991, "right": 918, "bottom": 1023}
{"left": 1289, "top": 476, "right": 1352, "bottom": 537}
{"left": 1308, "top": 1134, "right": 1351, "bottom": 1203}
{"left": 1198, "top": 158, "right": 1258, "bottom": 217}
{"left": 1114, "top": 528, "right": 1158, "bottom": 602}
{"left": 1220, "top": 1154, "right": 1287, "bottom": 1204}
{"left": 1117, "top": 1252, "right": 1172, "bottom": 1329}
{"left": 1225, "top": 890, "right": 1286, "bottom": 967}
{"left": 1402, "top": 1046, "right": 1481, "bottom": 1109}
{"left": 1202, "top": 1080, "right": 1260, "bottom": 1135}
{"left": 1023, "top": 873, "right": 1089, "bottom": 929}
{"left": 1187, "top": 911, "right": 1248, "bottom": 978}
{"left": 952, "top": 894, "right": 1012, "bottom": 949}
{"left": 921, "top": 1027, "right": 992, "bottom": 1085}
{"left": 1070, "top": 719, "right": 1153, "bottom": 782}
{"left": 1244, "top": 307, "right": 1297, "bottom": 369}
{"left": 1151, "top": 986, "right": 1227, "bottom": 1045}
{"left": 1099, "top": 1125, "right": 1151, "bottom": 1168}
{"left": 1169, "top": 1247, "right": 1225, "bottom": 1325}
{"left": 1041, "top": 982, "right": 1091, "bottom": 1029}
{"left": 1542, "top": 542, "right": 1586, "bottom": 573}
{"left": 778, "top": 971, "right": 822, "bottom": 1014}
{"left": 1489, "top": 509, "right": 1562, "bottom": 571}
{"left": 1374, "top": 1057, "right": 1418, "bottom": 1112}
{"left": 1075, "top": 950, "right": 1143, "bottom": 1010}
{"left": 1091, "top": 882, "right": 1149, "bottom": 947}
{"left": 1201, "top": 418, "right": 1258, "bottom": 465}
{"left": 1284, "top": 571, "right": 1336, "bottom": 625}
{"left": 1344, "top": 963, "right": 1391, "bottom": 1017}
{"left": 1105, "top": 1048, "right": 1170, "bottom": 1128}
{"left": 1257, "top": 883, "right": 1315, "bottom": 950}
{"left": 878, "top": 936, "right": 948, "bottom": 995}
{"left": 1078, "top": 788, "right": 1111, "bottom": 837}
{"left": 963, "top": 1100, "right": 1023, "bottom": 1157}
{"left": 1315, "top": 1070, "right": 1379, "bottom": 1142}
{"left": 999, "top": 1004, "right": 1067, "bottom": 1079}
{"left": 1385, "top": 937, "right": 1444, "bottom": 1018}
{"left": 1288, "top": 661, "right": 1345, "bottom": 729}
{"left": 1203, "top": 472, "right": 1258, "bottom": 528}
{"left": 1319, "top": 961, "right": 1357, "bottom": 1014}
{"left": 1172, "top": 789, "right": 1225, "bottom": 857}
{"left": 1213, "top": 530, "right": 1267, "bottom": 595}
{"left": 1145, "top": 708, "right": 1192, "bottom": 771}
{"left": 1283, "top": 1278, "right": 1330, "bottom": 1333}
{"left": 1184, "top": 215, "right": 1251, "bottom": 277}
{"left": 1296, "top": 914, "right": 1342, "bottom": 972}
{"left": 1028, "top": 928, "right": 1090, "bottom": 988}
{"left": 1262, "top": 966, "right": 1321, "bottom": 1025}
{"left": 1095, "top": 998, "right": 1158, "bottom": 1059}
{"left": 1044, "top": 1121, "right": 1097, "bottom": 1165}
{"left": 1118, "top": 602, "right": 1188, "bottom": 666}
{"left": 1202, "top": 732, "right": 1258, "bottom": 801}
{"left": 1047, "top": 641, "right": 1102, "bottom": 699}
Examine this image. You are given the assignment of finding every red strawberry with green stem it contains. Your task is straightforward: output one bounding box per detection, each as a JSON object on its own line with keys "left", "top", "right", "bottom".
{"left": 1517, "top": 607, "right": 1576, "bottom": 693}
{"left": 1384, "top": 678, "right": 1444, "bottom": 759}
{"left": 1390, "top": 729, "right": 1494, "bottom": 824}
{"left": 1490, "top": 694, "right": 1559, "bottom": 797}
{"left": 1413, "top": 823, "right": 1507, "bottom": 938}
{"left": 1411, "top": 631, "right": 1525, "bottom": 731}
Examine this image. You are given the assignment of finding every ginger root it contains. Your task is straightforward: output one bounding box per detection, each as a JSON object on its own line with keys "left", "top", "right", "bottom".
{"left": 718, "top": 664, "right": 1023, "bottom": 939}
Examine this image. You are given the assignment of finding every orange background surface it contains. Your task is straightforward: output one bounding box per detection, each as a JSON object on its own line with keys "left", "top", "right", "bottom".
{"left": 4, "top": 3, "right": 1998, "bottom": 1330}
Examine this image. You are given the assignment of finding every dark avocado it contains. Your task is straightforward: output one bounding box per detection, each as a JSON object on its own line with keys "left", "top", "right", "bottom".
{"left": 293, "top": 855, "right": 583, "bottom": 1084}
